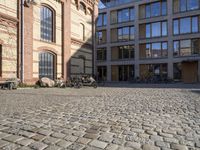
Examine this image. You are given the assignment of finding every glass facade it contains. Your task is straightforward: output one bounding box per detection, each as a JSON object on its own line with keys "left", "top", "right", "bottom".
{"left": 173, "top": 39, "right": 200, "bottom": 56}
{"left": 145, "top": 21, "right": 167, "bottom": 38}
{"left": 173, "top": 16, "right": 199, "bottom": 35}
{"left": 112, "top": 45, "right": 134, "bottom": 60}
{"left": 174, "top": 0, "right": 200, "bottom": 13}
{"left": 40, "top": 6, "right": 54, "bottom": 42}
{"left": 97, "top": 66, "right": 107, "bottom": 81}
{"left": 97, "top": 13, "right": 107, "bottom": 27}
{"left": 97, "top": 48, "right": 107, "bottom": 61}
{"left": 118, "top": 26, "right": 134, "bottom": 41}
{"left": 140, "top": 42, "right": 168, "bottom": 59}
{"left": 140, "top": 0, "right": 167, "bottom": 19}
{"left": 117, "top": 7, "right": 134, "bottom": 23}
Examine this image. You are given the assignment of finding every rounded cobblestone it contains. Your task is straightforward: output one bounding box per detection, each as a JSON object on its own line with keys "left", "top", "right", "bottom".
{"left": 0, "top": 85, "right": 199, "bottom": 149}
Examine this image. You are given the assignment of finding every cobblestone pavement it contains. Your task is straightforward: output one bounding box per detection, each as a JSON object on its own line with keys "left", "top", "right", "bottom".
{"left": 0, "top": 85, "right": 199, "bottom": 150}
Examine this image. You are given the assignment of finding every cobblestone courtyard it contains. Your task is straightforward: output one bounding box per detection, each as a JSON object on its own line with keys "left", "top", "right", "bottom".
{"left": 0, "top": 85, "right": 200, "bottom": 150}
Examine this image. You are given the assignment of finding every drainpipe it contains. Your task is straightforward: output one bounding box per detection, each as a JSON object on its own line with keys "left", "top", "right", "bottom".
{"left": 21, "top": 0, "right": 24, "bottom": 83}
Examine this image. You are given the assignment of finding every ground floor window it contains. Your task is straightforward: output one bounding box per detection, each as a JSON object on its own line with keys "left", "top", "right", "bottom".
{"left": 111, "top": 65, "right": 134, "bottom": 81}
{"left": 140, "top": 64, "right": 168, "bottom": 80}
{"left": 173, "top": 63, "right": 182, "bottom": 81}
{"left": 97, "top": 66, "right": 107, "bottom": 81}
{"left": 39, "top": 52, "right": 55, "bottom": 79}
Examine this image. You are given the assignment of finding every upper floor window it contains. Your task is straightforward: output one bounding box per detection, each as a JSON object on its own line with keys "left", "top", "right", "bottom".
{"left": 173, "top": 0, "right": 200, "bottom": 13}
{"left": 111, "top": 45, "right": 134, "bottom": 60}
{"left": 97, "top": 13, "right": 107, "bottom": 27}
{"left": 80, "top": 2, "right": 86, "bottom": 14}
{"left": 140, "top": 42, "right": 168, "bottom": 59}
{"left": 173, "top": 16, "right": 199, "bottom": 35}
{"left": 41, "top": 6, "right": 54, "bottom": 42}
{"left": 173, "top": 39, "right": 200, "bottom": 56}
{"left": 118, "top": 7, "right": 134, "bottom": 23}
{"left": 139, "top": 0, "right": 167, "bottom": 19}
{"left": 97, "top": 48, "right": 107, "bottom": 61}
{"left": 140, "top": 21, "right": 167, "bottom": 39}
{"left": 118, "top": 26, "right": 134, "bottom": 42}
{"left": 96, "top": 30, "right": 107, "bottom": 44}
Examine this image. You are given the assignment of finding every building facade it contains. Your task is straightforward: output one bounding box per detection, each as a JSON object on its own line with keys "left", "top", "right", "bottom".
{"left": 96, "top": 0, "right": 200, "bottom": 83}
{"left": 0, "top": 0, "right": 98, "bottom": 84}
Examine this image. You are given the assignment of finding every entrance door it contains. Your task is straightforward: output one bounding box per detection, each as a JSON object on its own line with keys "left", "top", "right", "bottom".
{"left": 39, "top": 52, "right": 55, "bottom": 80}
{"left": 182, "top": 61, "right": 198, "bottom": 83}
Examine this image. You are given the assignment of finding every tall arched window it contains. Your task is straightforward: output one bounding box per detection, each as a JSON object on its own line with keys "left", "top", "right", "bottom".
{"left": 39, "top": 52, "right": 55, "bottom": 79}
{"left": 40, "top": 6, "right": 54, "bottom": 42}
{"left": 80, "top": 23, "right": 85, "bottom": 41}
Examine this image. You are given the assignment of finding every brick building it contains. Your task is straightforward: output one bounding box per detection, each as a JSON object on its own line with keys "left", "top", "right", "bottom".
{"left": 0, "top": 0, "right": 98, "bottom": 84}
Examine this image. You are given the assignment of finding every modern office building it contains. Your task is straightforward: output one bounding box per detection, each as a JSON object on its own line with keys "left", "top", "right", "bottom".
{"left": 96, "top": 0, "right": 200, "bottom": 83}
{"left": 0, "top": 0, "right": 98, "bottom": 84}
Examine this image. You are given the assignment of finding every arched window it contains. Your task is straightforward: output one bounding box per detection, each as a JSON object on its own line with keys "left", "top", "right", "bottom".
{"left": 80, "top": 23, "right": 85, "bottom": 41}
{"left": 40, "top": 6, "right": 54, "bottom": 42}
{"left": 39, "top": 52, "right": 55, "bottom": 79}
{"left": 80, "top": 2, "right": 86, "bottom": 14}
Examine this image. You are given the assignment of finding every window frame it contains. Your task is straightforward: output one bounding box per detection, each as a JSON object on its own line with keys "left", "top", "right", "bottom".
{"left": 117, "top": 7, "right": 135, "bottom": 23}
{"left": 40, "top": 5, "right": 55, "bottom": 43}
{"left": 117, "top": 26, "right": 134, "bottom": 42}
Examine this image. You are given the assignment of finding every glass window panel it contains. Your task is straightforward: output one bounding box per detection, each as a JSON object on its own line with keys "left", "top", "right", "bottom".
{"left": 146, "top": 24, "right": 150, "bottom": 38}
{"left": 123, "top": 27, "right": 129, "bottom": 41}
{"left": 118, "top": 28, "right": 123, "bottom": 41}
{"left": 192, "top": 17, "right": 198, "bottom": 33}
{"left": 152, "top": 22, "right": 161, "bottom": 37}
{"left": 180, "top": 17, "right": 191, "bottom": 34}
{"left": 162, "top": 0, "right": 167, "bottom": 15}
{"left": 152, "top": 43, "right": 161, "bottom": 58}
{"left": 187, "top": 0, "right": 199, "bottom": 10}
{"left": 130, "top": 26, "right": 134, "bottom": 40}
{"left": 103, "top": 14, "right": 107, "bottom": 26}
{"left": 180, "top": 40, "right": 191, "bottom": 56}
{"left": 41, "top": 6, "right": 53, "bottom": 42}
{"left": 192, "top": 39, "right": 200, "bottom": 54}
{"left": 97, "top": 14, "right": 102, "bottom": 26}
{"left": 180, "top": 0, "right": 187, "bottom": 12}
{"left": 122, "top": 9, "right": 129, "bottom": 22}
{"left": 173, "top": 20, "right": 179, "bottom": 35}
{"left": 173, "top": 41, "right": 179, "bottom": 56}
{"left": 162, "top": 21, "right": 167, "bottom": 36}
{"left": 162, "top": 42, "right": 168, "bottom": 57}
{"left": 151, "top": 2, "right": 161, "bottom": 17}
{"left": 146, "top": 44, "right": 151, "bottom": 58}
{"left": 118, "top": 11, "right": 122, "bottom": 22}
{"left": 130, "top": 8, "right": 135, "bottom": 21}
{"left": 145, "top": 5, "right": 151, "bottom": 18}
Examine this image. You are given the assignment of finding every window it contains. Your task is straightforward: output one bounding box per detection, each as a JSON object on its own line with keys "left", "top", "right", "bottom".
{"left": 173, "top": 0, "right": 200, "bottom": 13}
{"left": 111, "top": 45, "right": 134, "bottom": 60}
{"left": 117, "top": 26, "right": 134, "bottom": 42}
{"left": 151, "top": 2, "right": 160, "bottom": 17}
{"left": 96, "top": 30, "right": 106, "bottom": 44}
{"left": 80, "top": 2, "right": 86, "bottom": 14}
{"left": 80, "top": 23, "right": 85, "bottom": 41}
{"left": 41, "top": 6, "right": 54, "bottom": 42}
{"left": 140, "top": 42, "right": 168, "bottom": 59}
{"left": 97, "top": 66, "right": 107, "bottom": 81}
{"left": 145, "top": 21, "right": 167, "bottom": 38}
{"left": 117, "top": 7, "right": 134, "bottom": 23}
{"left": 39, "top": 52, "right": 55, "bottom": 80}
{"left": 97, "top": 48, "right": 107, "bottom": 61}
{"left": 173, "top": 63, "right": 182, "bottom": 80}
{"left": 173, "top": 16, "right": 199, "bottom": 35}
{"left": 173, "top": 39, "right": 200, "bottom": 56}
{"left": 97, "top": 13, "right": 107, "bottom": 27}
{"left": 141, "top": 1, "right": 167, "bottom": 19}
